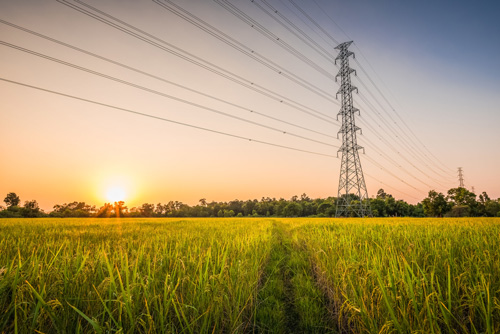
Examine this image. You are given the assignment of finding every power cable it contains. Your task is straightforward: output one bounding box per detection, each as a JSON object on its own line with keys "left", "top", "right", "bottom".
{"left": 152, "top": 0, "right": 339, "bottom": 104}
{"left": 0, "top": 40, "right": 338, "bottom": 148}
{"left": 213, "top": 0, "right": 337, "bottom": 80}
{"left": 57, "top": 0, "right": 337, "bottom": 124}
{"left": 287, "top": 0, "right": 340, "bottom": 45}
{"left": 0, "top": 77, "right": 338, "bottom": 158}
{"left": 355, "top": 76, "right": 454, "bottom": 178}
{"left": 355, "top": 95, "right": 454, "bottom": 187}
{"left": 364, "top": 171, "right": 421, "bottom": 201}
{"left": 0, "top": 19, "right": 337, "bottom": 140}
{"left": 251, "top": 0, "right": 334, "bottom": 64}
{"left": 290, "top": 0, "right": 455, "bottom": 175}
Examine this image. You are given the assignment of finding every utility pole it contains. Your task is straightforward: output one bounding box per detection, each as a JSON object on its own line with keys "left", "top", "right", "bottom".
{"left": 335, "top": 41, "right": 371, "bottom": 217}
{"left": 458, "top": 167, "right": 464, "bottom": 188}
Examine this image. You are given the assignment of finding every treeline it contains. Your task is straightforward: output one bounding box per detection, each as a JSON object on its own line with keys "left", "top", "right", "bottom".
{"left": 1, "top": 188, "right": 500, "bottom": 218}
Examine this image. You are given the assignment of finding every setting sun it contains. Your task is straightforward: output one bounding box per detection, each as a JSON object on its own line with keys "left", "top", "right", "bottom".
{"left": 106, "top": 186, "right": 126, "bottom": 203}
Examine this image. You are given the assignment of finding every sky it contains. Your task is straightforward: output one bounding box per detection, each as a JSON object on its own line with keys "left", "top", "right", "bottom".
{"left": 1, "top": 0, "right": 499, "bottom": 211}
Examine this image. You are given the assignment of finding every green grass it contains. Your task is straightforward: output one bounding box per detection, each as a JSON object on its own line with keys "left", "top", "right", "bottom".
{"left": 0, "top": 217, "right": 499, "bottom": 333}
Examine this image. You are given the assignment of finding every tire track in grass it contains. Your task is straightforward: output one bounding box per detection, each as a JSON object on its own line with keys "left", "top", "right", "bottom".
{"left": 252, "top": 221, "right": 336, "bottom": 333}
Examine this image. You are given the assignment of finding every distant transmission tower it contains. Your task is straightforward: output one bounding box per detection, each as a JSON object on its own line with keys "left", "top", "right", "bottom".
{"left": 335, "top": 41, "right": 371, "bottom": 217}
{"left": 458, "top": 167, "right": 465, "bottom": 188}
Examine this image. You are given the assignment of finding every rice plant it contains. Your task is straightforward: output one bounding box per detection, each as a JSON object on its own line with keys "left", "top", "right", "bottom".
{"left": 0, "top": 217, "right": 498, "bottom": 333}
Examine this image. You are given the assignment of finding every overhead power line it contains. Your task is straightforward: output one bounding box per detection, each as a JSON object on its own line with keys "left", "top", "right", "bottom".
{"left": 355, "top": 77, "right": 454, "bottom": 179}
{"left": 0, "top": 77, "right": 338, "bottom": 159}
{"left": 57, "top": 0, "right": 337, "bottom": 124}
{"left": 288, "top": 0, "right": 455, "bottom": 176}
{"left": 250, "top": 0, "right": 335, "bottom": 65}
{"left": 152, "top": 0, "right": 338, "bottom": 104}
{"left": 355, "top": 93, "right": 453, "bottom": 185}
{"left": 0, "top": 40, "right": 338, "bottom": 149}
{"left": 364, "top": 171, "right": 421, "bottom": 201}
{"left": 356, "top": 104, "right": 454, "bottom": 189}
{"left": 352, "top": 56, "right": 455, "bottom": 175}
{"left": 213, "top": 0, "right": 337, "bottom": 80}
{"left": 0, "top": 19, "right": 336, "bottom": 141}
{"left": 288, "top": 0, "right": 340, "bottom": 46}
{"left": 247, "top": 0, "right": 454, "bottom": 192}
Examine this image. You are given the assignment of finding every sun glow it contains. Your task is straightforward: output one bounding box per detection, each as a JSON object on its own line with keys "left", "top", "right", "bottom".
{"left": 95, "top": 173, "right": 138, "bottom": 206}
{"left": 106, "top": 186, "right": 126, "bottom": 203}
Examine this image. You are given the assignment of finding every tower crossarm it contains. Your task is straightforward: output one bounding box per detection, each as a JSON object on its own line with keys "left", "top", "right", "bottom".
{"left": 336, "top": 84, "right": 358, "bottom": 98}
{"left": 335, "top": 67, "right": 356, "bottom": 82}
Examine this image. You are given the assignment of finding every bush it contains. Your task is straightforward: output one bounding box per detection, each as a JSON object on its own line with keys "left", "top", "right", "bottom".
{"left": 445, "top": 205, "right": 471, "bottom": 217}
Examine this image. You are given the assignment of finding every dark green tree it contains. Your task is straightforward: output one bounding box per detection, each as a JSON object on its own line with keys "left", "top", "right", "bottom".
{"left": 484, "top": 200, "right": 500, "bottom": 217}
{"left": 376, "top": 188, "right": 388, "bottom": 199}
{"left": 140, "top": 203, "right": 155, "bottom": 217}
{"left": 316, "top": 201, "right": 333, "bottom": 216}
{"left": 21, "top": 200, "right": 41, "bottom": 218}
{"left": 447, "top": 187, "right": 477, "bottom": 216}
{"left": 370, "top": 198, "right": 386, "bottom": 217}
{"left": 283, "top": 202, "right": 302, "bottom": 217}
{"left": 422, "top": 190, "right": 450, "bottom": 217}
{"left": 4, "top": 192, "right": 20, "bottom": 208}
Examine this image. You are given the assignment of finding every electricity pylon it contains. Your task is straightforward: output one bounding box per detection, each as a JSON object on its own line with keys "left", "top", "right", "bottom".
{"left": 334, "top": 41, "right": 371, "bottom": 217}
{"left": 458, "top": 167, "right": 464, "bottom": 188}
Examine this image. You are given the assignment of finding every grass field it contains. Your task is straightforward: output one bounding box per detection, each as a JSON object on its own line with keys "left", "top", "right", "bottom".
{"left": 0, "top": 218, "right": 499, "bottom": 333}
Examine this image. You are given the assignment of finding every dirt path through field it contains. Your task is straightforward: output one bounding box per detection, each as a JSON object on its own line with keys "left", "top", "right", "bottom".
{"left": 251, "top": 220, "right": 336, "bottom": 333}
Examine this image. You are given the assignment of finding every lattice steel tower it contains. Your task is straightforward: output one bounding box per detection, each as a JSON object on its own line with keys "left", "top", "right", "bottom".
{"left": 458, "top": 167, "right": 464, "bottom": 188}
{"left": 335, "top": 41, "right": 371, "bottom": 217}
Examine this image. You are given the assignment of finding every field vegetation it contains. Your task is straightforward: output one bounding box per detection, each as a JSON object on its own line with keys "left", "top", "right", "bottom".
{"left": 0, "top": 217, "right": 499, "bottom": 333}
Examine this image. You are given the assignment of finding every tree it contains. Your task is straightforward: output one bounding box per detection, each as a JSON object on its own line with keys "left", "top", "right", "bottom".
{"left": 283, "top": 202, "right": 302, "bottom": 217}
{"left": 447, "top": 187, "right": 476, "bottom": 206}
{"left": 140, "top": 203, "right": 155, "bottom": 217}
{"left": 447, "top": 187, "right": 477, "bottom": 216}
{"left": 4, "top": 192, "right": 20, "bottom": 208}
{"left": 316, "top": 201, "right": 333, "bottom": 216}
{"left": 223, "top": 209, "right": 235, "bottom": 217}
{"left": 50, "top": 201, "right": 94, "bottom": 217}
{"left": 21, "top": 200, "right": 41, "bottom": 218}
{"left": 300, "top": 193, "right": 311, "bottom": 202}
{"left": 395, "top": 200, "right": 410, "bottom": 217}
{"left": 446, "top": 205, "right": 471, "bottom": 217}
{"left": 242, "top": 200, "right": 257, "bottom": 216}
{"left": 376, "top": 188, "right": 388, "bottom": 199}
{"left": 301, "top": 201, "right": 315, "bottom": 216}
{"left": 155, "top": 203, "right": 165, "bottom": 216}
{"left": 96, "top": 203, "right": 113, "bottom": 218}
{"left": 422, "top": 190, "right": 450, "bottom": 217}
{"left": 370, "top": 198, "right": 386, "bottom": 217}
{"left": 114, "top": 201, "right": 128, "bottom": 217}
{"left": 385, "top": 196, "right": 397, "bottom": 216}
{"left": 478, "top": 192, "right": 491, "bottom": 216}
{"left": 479, "top": 192, "right": 490, "bottom": 203}
{"left": 484, "top": 200, "right": 500, "bottom": 217}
